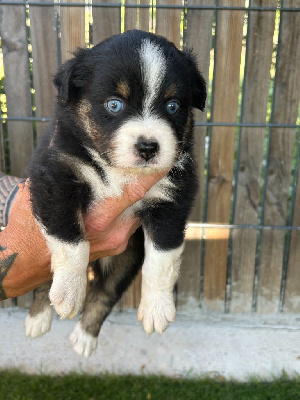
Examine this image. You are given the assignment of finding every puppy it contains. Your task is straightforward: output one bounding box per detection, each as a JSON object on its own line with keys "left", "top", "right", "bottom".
{"left": 25, "top": 30, "right": 206, "bottom": 356}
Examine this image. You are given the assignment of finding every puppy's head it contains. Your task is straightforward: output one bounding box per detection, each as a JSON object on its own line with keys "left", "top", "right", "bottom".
{"left": 54, "top": 30, "right": 206, "bottom": 174}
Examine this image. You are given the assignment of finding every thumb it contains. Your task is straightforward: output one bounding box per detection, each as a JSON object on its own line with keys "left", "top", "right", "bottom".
{"left": 84, "top": 170, "right": 168, "bottom": 230}
{"left": 121, "top": 170, "right": 169, "bottom": 210}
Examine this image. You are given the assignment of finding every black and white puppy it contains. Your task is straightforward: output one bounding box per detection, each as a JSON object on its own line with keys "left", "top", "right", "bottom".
{"left": 25, "top": 30, "right": 206, "bottom": 356}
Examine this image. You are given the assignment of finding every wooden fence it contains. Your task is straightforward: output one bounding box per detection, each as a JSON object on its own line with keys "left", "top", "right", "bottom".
{"left": 0, "top": 0, "right": 299, "bottom": 314}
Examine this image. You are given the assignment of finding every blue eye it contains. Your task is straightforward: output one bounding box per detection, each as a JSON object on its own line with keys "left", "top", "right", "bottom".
{"left": 106, "top": 99, "right": 124, "bottom": 114}
{"left": 166, "top": 100, "right": 179, "bottom": 115}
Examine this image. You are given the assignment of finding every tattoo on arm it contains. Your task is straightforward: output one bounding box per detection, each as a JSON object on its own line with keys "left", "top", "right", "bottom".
{"left": 0, "top": 245, "right": 18, "bottom": 301}
{"left": 0, "top": 173, "right": 23, "bottom": 300}
{"left": 0, "top": 173, "right": 25, "bottom": 227}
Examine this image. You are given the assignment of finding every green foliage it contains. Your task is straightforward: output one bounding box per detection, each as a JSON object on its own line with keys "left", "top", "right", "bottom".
{"left": 1, "top": 370, "right": 300, "bottom": 400}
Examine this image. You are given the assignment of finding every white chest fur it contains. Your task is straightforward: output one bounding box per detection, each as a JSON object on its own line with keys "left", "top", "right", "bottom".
{"left": 60, "top": 147, "right": 176, "bottom": 215}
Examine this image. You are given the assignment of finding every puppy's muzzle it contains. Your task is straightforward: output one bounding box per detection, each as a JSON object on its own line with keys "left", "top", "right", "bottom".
{"left": 135, "top": 137, "right": 159, "bottom": 161}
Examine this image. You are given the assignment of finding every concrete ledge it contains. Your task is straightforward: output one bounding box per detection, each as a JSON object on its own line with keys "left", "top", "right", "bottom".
{"left": 1, "top": 308, "right": 300, "bottom": 381}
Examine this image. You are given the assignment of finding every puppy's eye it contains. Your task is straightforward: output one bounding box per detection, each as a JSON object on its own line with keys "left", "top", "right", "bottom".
{"left": 106, "top": 99, "right": 124, "bottom": 114}
{"left": 166, "top": 100, "right": 179, "bottom": 115}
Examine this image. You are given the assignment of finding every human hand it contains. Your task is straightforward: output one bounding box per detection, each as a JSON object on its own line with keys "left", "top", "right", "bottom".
{"left": 86, "top": 171, "right": 167, "bottom": 260}
{"left": 0, "top": 171, "right": 167, "bottom": 299}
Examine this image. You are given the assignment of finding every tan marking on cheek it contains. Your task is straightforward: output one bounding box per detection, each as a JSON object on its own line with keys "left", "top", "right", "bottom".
{"left": 164, "top": 84, "right": 178, "bottom": 99}
{"left": 183, "top": 112, "right": 193, "bottom": 141}
{"left": 117, "top": 81, "right": 130, "bottom": 99}
{"left": 77, "top": 99, "right": 100, "bottom": 141}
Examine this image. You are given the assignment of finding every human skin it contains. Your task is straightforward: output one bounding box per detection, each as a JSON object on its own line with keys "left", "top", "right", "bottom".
{"left": 0, "top": 171, "right": 167, "bottom": 300}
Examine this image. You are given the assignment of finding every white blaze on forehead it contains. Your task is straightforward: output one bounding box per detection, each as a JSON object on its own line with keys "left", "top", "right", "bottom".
{"left": 139, "top": 39, "right": 167, "bottom": 114}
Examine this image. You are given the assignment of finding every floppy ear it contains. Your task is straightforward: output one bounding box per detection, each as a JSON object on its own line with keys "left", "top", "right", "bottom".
{"left": 53, "top": 48, "right": 91, "bottom": 104}
{"left": 183, "top": 50, "right": 207, "bottom": 111}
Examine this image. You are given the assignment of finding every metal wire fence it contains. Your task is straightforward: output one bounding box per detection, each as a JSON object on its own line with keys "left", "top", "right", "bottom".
{"left": 0, "top": 0, "right": 299, "bottom": 313}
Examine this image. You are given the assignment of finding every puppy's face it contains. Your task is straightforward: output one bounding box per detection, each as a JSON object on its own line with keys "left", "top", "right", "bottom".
{"left": 54, "top": 31, "right": 206, "bottom": 174}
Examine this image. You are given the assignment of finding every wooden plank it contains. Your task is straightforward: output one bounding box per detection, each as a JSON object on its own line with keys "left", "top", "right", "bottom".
{"left": 30, "top": 1, "right": 58, "bottom": 141}
{"left": 0, "top": 2, "right": 34, "bottom": 177}
{"left": 92, "top": 0, "right": 120, "bottom": 45}
{"left": 125, "top": 0, "right": 149, "bottom": 31}
{"left": 60, "top": 0, "right": 85, "bottom": 64}
{"left": 0, "top": 8, "right": 8, "bottom": 176}
{"left": 121, "top": 270, "right": 142, "bottom": 310}
{"left": 202, "top": 0, "right": 244, "bottom": 311}
{"left": 177, "top": 0, "right": 214, "bottom": 307}
{"left": 0, "top": 31, "right": 4, "bottom": 173}
{"left": 139, "top": 0, "right": 150, "bottom": 31}
{"left": 0, "top": 299, "right": 14, "bottom": 308}
{"left": 230, "top": 0, "right": 276, "bottom": 313}
{"left": 125, "top": 0, "right": 138, "bottom": 30}
{"left": 257, "top": 1, "right": 300, "bottom": 313}
{"left": 0, "top": 134, "right": 3, "bottom": 174}
{"left": 285, "top": 165, "right": 300, "bottom": 312}
{"left": 156, "top": 0, "right": 181, "bottom": 47}
{"left": 0, "top": 118, "right": 4, "bottom": 173}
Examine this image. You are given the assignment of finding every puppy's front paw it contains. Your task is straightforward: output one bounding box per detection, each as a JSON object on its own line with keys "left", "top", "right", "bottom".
{"left": 49, "top": 270, "right": 87, "bottom": 319}
{"left": 70, "top": 322, "right": 98, "bottom": 357}
{"left": 137, "top": 291, "right": 176, "bottom": 334}
{"left": 25, "top": 305, "right": 53, "bottom": 339}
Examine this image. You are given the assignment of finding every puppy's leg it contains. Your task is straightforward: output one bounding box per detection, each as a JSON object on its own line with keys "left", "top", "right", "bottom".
{"left": 25, "top": 282, "right": 53, "bottom": 338}
{"left": 137, "top": 231, "right": 184, "bottom": 334}
{"left": 45, "top": 235, "right": 89, "bottom": 320}
{"left": 137, "top": 202, "right": 189, "bottom": 334}
{"left": 70, "top": 229, "right": 144, "bottom": 357}
{"left": 29, "top": 160, "right": 92, "bottom": 320}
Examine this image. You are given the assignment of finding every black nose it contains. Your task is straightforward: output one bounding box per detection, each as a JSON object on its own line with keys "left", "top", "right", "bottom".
{"left": 135, "top": 138, "right": 159, "bottom": 161}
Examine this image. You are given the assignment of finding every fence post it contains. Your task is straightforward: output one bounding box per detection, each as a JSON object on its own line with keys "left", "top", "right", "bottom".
{"left": 178, "top": 0, "right": 214, "bottom": 307}
{"left": 92, "top": 0, "right": 121, "bottom": 44}
{"left": 125, "top": 0, "right": 150, "bottom": 31}
{"left": 257, "top": 0, "right": 300, "bottom": 313}
{"left": 60, "top": 0, "right": 85, "bottom": 63}
{"left": 230, "top": 0, "right": 276, "bottom": 313}
{"left": 30, "top": 0, "right": 58, "bottom": 141}
{"left": 202, "top": 0, "right": 244, "bottom": 312}
{"left": 156, "top": 0, "right": 181, "bottom": 47}
{"left": 0, "top": 1, "right": 33, "bottom": 177}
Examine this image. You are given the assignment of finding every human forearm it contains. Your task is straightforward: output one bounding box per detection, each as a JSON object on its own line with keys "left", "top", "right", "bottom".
{"left": 0, "top": 237, "right": 52, "bottom": 300}
{"left": 0, "top": 183, "right": 52, "bottom": 299}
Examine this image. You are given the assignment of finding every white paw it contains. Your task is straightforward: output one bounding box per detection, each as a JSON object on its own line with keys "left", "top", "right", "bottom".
{"left": 137, "top": 290, "right": 176, "bottom": 334}
{"left": 49, "top": 270, "right": 87, "bottom": 319}
{"left": 69, "top": 322, "right": 98, "bottom": 357}
{"left": 25, "top": 305, "right": 53, "bottom": 338}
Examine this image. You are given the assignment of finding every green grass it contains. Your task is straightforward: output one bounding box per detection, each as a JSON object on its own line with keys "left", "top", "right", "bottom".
{"left": 1, "top": 371, "right": 300, "bottom": 400}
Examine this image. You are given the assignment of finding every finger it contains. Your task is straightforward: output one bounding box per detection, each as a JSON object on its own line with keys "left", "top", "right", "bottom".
{"left": 121, "top": 170, "right": 168, "bottom": 210}
{"left": 85, "top": 170, "right": 168, "bottom": 230}
{"left": 89, "top": 218, "right": 140, "bottom": 260}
